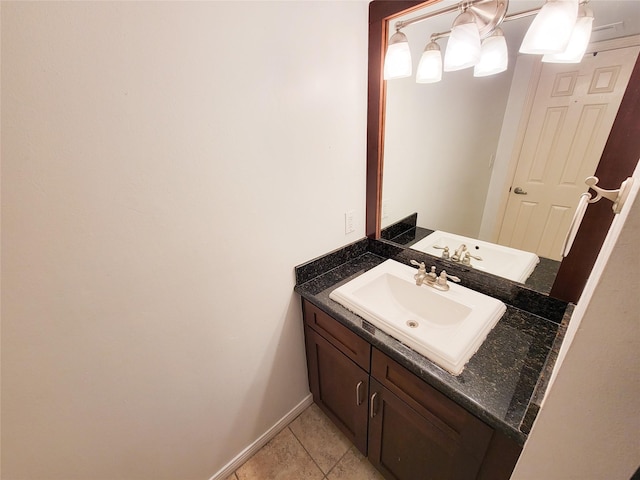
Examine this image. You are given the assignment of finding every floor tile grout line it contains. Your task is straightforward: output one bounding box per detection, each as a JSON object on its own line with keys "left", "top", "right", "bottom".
{"left": 287, "top": 424, "right": 331, "bottom": 477}
{"left": 323, "top": 446, "right": 353, "bottom": 478}
{"left": 289, "top": 404, "right": 357, "bottom": 478}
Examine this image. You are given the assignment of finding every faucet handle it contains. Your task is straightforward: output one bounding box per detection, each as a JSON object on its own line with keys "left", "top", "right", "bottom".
{"left": 441, "top": 270, "right": 460, "bottom": 283}
{"left": 462, "top": 251, "right": 483, "bottom": 266}
{"left": 433, "top": 245, "right": 450, "bottom": 259}
{"left": 411, "top": 260, "right": 428, "bottom": 286}
{"left": 432, "top": 270, "right": 460, "bottom": 291}
{"left": 410, "top": 260, "right": 426, "bottom": 272}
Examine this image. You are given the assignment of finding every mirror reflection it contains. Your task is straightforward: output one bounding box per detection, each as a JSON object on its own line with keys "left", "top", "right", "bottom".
{"left": 380, "top": 0, "right": 640, "bottom": 292}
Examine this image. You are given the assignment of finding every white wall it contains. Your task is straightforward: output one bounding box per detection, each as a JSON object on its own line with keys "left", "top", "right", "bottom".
{"left": 0, "top": 2, "right": 368, "bottom": 479}
{"left": 512, "top": 163, "right": 640, "bottom": 479}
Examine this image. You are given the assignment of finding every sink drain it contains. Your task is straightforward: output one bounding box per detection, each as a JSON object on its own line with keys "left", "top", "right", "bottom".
{"left": 406, "top": 320, "right": 419, "bottom": 328}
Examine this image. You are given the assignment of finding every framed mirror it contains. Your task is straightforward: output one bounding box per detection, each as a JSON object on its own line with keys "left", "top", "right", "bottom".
{"left": 366, "top": 0, "right": 640, "bottom": 303}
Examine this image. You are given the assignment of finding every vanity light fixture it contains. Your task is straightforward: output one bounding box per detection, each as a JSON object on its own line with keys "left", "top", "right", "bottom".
{"left": 384, "top": 0, "right": 595, "bottom": 84}
{"left": 519, "top": 0, "right": 579, "bottom": 54}
{"left": 443, "top": 10, "right": 482, "bottom": 72}
{"left": 542, "top": 4, "right": 594, "bottom": 63}
{"left": 416, "top": 40, "right": 443, "bottom": 83}
{"left": 384, "top": 29, "right": 412, "bottom": 79}
{"left": 474, "top": 28, "right": 508, "bottom": 77}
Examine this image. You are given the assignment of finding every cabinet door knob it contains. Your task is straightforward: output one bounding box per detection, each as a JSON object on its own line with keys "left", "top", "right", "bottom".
{"left": 370, "top": 392, "right": 378, "bottom": 418}
{"left": 356, "top": 381, "right": 364, "bottom": 406}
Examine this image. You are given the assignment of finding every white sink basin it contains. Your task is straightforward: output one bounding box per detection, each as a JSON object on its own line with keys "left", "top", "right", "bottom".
{"left": 329, "top": 259, "right": 506, "bottom": 375}
{"left": 411, "top": 231, "right": 539, "bottom": 283}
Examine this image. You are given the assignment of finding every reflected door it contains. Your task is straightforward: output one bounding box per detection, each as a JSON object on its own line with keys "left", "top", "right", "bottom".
{"left": 498, "top": 45, "right": 639, "bottom": 260}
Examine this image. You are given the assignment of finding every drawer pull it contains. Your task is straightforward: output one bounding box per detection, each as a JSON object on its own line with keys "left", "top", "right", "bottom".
{"left": 356, "top": 381, "right": 363, "bottom": 406}
{"left": 370, "top": 392, "right": 378, "bottom": 418}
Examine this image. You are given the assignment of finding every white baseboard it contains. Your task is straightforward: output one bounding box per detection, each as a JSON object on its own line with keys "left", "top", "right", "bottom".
{"left": 208, "top": 393, "right": 314, "bottom": 480}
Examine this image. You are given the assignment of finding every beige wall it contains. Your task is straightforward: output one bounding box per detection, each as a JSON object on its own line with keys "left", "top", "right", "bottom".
{"left": 1, "top": 2, "right": 368, "bottom": 479}
{"left": 3, "top": 2, "right": 639, "bottom": 480}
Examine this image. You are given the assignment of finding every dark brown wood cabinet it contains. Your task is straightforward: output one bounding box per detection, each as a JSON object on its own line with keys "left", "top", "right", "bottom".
{"left": 304, "top": 325, "right": 370, "bottom": 453}
{"left": 369, "top": 350, "right": 494, "bottom": 480}
{"left": 302, "top": 299, "right": 521, "bottom": 480}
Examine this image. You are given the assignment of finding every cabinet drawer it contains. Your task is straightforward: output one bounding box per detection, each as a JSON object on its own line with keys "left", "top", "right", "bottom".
{"left": 303, "top": 299, "right": 371, "bottom": 372}
{"left": 372, "top": 348, "right": 492, "bottom": 459}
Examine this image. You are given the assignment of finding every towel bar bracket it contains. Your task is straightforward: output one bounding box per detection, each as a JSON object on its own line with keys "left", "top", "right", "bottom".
{"left": 585, "top": 176, "right": 634, "bottom": 214}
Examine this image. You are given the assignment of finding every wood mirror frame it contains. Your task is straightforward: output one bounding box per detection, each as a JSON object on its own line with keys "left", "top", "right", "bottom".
{"left": 366, "top": 0, "right": 640, "bottom": 303}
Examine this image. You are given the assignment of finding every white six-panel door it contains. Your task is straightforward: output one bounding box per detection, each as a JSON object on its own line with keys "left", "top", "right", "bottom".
{"left": 498, "top": 45, "right": 639, "bottom": 260}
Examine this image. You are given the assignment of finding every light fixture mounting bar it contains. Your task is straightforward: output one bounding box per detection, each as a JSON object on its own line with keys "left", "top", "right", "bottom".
{"left": 502, "top": 7, "right": 541, "bottom": 23}
{"left": 395, "top": 2, "right": 462, "bottom": 31}
{"left": 431, "top": 30, "right": 452, "bottom": 41}
{"left": 395, "top": 0, "right": 509, "bottom": 37}
{"left": 394, "top": 0, "right": 591, "bottom": 33}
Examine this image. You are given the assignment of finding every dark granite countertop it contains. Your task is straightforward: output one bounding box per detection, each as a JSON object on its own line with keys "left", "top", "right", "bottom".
{"left": 294, "top": 240, "right": 571, "bottom": 446}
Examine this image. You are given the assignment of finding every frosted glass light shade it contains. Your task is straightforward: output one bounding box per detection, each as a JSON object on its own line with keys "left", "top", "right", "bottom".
{"left": 384, "top": 31, "right": 412, "bottom": 80}
{"left": 474, "top": 29, "right": 508, "bottom": 77}
{"left": 520, "top": 0, "right": 579, "bottom": 54}
{"left": 542, "top": 7, "right": 594, "bottom": 63}
{"left": 416, "top": 42, "right": 442, "bottom": 83}
{"left": 444, "top": 14, "right": 482, "bottom": 72}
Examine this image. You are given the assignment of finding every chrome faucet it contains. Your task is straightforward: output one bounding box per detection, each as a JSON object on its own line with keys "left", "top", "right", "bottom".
{"left": 410, "top": 260, "right": 433, "bottom": 286}
{"left": 411, "top": 260, "right": 459, "bottom": 291}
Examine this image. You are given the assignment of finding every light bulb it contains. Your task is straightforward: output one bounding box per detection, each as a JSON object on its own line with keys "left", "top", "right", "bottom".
{"left": 444, "top": 11, "right": 481, "bottom": 72}
{"left": 384, "top": 31, "right": 412, "bottom": 80}
{"left": 543, "top": 6, "right": 594, "bottom": 63}
{"left": 474, "top": 28, "right": 508, "bottom": 77}
{"left": 416, "top": 41, "right": 442, "bottom": 83}
{"left": 520, "top": 0, "right": 579, "bottom": 55}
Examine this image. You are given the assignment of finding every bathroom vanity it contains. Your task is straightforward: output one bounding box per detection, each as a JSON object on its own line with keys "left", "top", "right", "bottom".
{"left": 293, "top": 0, "right": 640, "bottom": 476}
{"left": 294, "top": 239, "right": 571, "bottom": 480}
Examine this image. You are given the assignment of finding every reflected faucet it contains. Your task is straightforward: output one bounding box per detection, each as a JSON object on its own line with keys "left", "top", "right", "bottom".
{"left": 452, "top": 244, "right": 467, "bottom": 262}
{"left": 435, "top": 243, "right": 483, "bottom": 267}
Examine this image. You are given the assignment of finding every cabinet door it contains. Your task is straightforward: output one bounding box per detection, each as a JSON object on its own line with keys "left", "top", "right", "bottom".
{"left": 304, "top": 325, "right": 369, "bottom": 454}
{"left": 368, "top": 378, "right": 486, "bottom": 480}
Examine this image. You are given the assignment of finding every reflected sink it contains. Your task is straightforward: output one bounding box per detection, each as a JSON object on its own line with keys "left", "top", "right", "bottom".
{"left": 411, "top": 230, "right": 539, "bottom": 283}
{"left": 329, "top": 259, "right": 506, "bottom": 375}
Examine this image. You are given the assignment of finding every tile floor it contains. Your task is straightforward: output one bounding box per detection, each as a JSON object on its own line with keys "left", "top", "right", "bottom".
{"left": 225, "top": 403, "right": 384, "bottom": 480}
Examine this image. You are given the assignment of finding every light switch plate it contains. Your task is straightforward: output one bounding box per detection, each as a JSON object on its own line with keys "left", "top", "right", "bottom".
{"left": 345, "top": 210, "right": 355, "bottom": 234}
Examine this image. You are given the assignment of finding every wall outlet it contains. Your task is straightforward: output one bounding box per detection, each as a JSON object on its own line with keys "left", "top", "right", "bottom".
{"left": 345, "top": 210, "right": 355, "bottom": 234}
